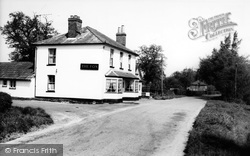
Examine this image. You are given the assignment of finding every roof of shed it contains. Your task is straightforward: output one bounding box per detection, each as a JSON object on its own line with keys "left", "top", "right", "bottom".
{"left": 0, "top": 62, "right": 34, "bottom": 80}
{"left": 34, "top": 26, "right": 138, "bottom": 56}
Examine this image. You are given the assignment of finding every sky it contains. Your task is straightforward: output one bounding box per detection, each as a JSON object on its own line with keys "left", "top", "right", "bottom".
{"left": 0, "top": 0, "right": 250, "bottom": 76}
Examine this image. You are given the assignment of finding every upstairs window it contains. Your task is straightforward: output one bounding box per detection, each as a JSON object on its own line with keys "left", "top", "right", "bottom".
{"left": 2, "top": 80, "right": 7, "bottom": 87}
{"left": 10, "top": 80, "right": 16, "bottom": 89}
{"left": 110, "top": 49, "right": 114, "bottom": 67}
{"left": 48, "top": 49, "right": 56, "bottom": 65}
{"left": 128, "top": 55, "right": 131, "bottom": 71}
{"left": 120, "top": 52, "right": 123, "bottom": 69}
{"left": 47, "top": 75, "right": 55, "bottom": 92}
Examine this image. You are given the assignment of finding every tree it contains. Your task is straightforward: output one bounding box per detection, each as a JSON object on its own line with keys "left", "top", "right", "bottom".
{"left": 136, "top": 44, "right": 166, "bottom": 85}
{"left": 136, "top": 44, "right": 166, "bottom": 93}
{"left": 164, "top": 68, "right": 197, "bottom": 94}
{"left": 0, "top": 11, "right": 58, "bottom": 64}
{"left": 198, "top": 32, "right": 250, "bottom": 104}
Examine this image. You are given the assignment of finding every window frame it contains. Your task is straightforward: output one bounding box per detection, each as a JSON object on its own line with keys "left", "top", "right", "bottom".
{"left": 110, "top": 49, "right": 114, "bottom": 68}
{"left": 48, "top": 48, "right": 56, "bottom": 65}
{"left": 120, "top": 52, "right": 123, "bottom": 69}
{"left": 118, "top": 79, "right": 123, "bottom": 93}
{"left": 106, "top": 78, "right": 117, "bottom": 93}
{"left": 9, "top": 80, "right": 16, "bottom": 89}
{"left": 2, "top": 80, "right": 7, "bottom": 87}
{"left": 135, "top": 80, "right": 139, "bottom": 93}
{"left": 128, "top": 55, "right": 131, "bottom": 71}
{"left": 125, "top": 79, "right": 134, "bottom": 92}
{"left": 47, "top": 75, "right": 55, "bottom": 92}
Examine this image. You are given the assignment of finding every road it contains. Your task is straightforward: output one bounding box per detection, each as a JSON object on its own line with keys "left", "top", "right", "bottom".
{"left": 7, "top": 97, "right": 206, "bottom": 156}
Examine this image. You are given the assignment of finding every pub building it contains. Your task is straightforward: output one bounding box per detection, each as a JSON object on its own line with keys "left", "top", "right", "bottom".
{"left": 33, "top": 15, "right": 142, "bottom": 103}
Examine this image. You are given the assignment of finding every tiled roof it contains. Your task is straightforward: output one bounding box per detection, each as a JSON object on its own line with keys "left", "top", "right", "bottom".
{"left": 34, "top": 26, "right": 138, "bottom": 56}
{"left": 106, "top": 70, "right": 139, "bottom": 79}
{"left": 0, "top": 62, "right": 34, "bottom": 80}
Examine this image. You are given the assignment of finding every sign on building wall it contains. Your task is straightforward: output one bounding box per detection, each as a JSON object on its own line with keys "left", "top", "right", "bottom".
{"left": 80, "top": 64, "right": 99, "bottom": 70}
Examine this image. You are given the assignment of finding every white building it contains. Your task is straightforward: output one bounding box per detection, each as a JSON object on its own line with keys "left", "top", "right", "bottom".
{"left": 0, "top": 62, "right": 35, "bottom": 98}
{"left": 34, "top": 15, "right": 142, "bottom": 103}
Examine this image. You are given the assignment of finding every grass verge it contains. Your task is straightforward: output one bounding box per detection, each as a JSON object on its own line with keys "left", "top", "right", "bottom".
{"left": 0, "top": 106, "right": 53, "bottom": 143}
{"left": 184, "top": 100, "right": 250, "bottom": 156}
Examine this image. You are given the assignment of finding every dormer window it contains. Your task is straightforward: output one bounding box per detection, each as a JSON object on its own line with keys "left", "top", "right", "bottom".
{"left": 48, "top": 49, "right": 56, "bottom": 65}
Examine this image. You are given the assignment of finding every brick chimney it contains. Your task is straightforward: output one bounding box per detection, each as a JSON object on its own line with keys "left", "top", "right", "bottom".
{"left": 68, "top": 15, "right": 82, "bottom": 38}
{"left": 116, "top": 25, "right": 126, "bottom": 46}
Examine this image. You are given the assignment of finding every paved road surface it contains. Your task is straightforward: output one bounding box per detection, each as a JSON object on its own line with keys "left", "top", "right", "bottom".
{"left": 7, "top": 97, "right": 206, "bottom": 156}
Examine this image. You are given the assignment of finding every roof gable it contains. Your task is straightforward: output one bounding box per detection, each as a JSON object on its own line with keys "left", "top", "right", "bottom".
{"left": 0, "top": 62, "right": 34, "bottom": 80}
{"left": 34, "top": 26, "right": 138, "bottom": 56}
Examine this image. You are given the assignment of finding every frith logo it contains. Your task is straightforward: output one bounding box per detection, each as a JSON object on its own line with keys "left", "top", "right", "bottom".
{"left": 188, "top": 12, "right": 237, "bottom": 41}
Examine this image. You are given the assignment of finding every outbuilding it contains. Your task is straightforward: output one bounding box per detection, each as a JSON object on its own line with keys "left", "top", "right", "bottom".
{"left": 0, "top": 62, "right": 35, "bottom": 98}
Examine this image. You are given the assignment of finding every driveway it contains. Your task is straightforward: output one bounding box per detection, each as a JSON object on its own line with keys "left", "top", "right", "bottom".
{"left": 7, "top": 97, "right": 206, "bottom": 156}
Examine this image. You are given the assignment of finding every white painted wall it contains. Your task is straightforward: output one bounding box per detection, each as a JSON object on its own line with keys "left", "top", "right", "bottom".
{"left": 0, "top": 78, "right": 35, "bottom": 98}
{"left": 36, "top": 45, "right": 106, "bottom": 100}
{"left": 35, "top": 44, "right": 140, "bottom": 100}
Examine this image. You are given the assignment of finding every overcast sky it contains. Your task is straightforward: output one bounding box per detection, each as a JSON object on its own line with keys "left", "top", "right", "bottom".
{"left": 0, "top": 0, "right": 249, "bottom": 76}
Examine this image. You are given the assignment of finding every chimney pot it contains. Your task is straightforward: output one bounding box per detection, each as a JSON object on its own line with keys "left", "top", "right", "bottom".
{"left": 121, "top": 25, "right": 124, "bottom": 33}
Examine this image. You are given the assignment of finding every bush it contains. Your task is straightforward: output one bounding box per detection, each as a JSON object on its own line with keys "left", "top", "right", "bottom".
{"left": 0, "top": 106, "right": 53, "bottom": 142}
{"left": 0, "top": 92, "right": 12, "bottom": 112}
{"left": 184, "top": 100, "right": 250, "bottom": 156}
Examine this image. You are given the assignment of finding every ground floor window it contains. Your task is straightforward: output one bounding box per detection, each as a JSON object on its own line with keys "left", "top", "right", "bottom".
{"left": 2, "top": 80, "right": 7, "bottom": 87}
{"left": 125, "top": 79, "right": 134, "bottom": 92}
{"left": 47, "top": 75, "right": 55, "bottom": 91}
{"left": 106, "top": 79, "right": 117, "bottom": 93}
{"left": 135, "top": 80, "right": 139, "bottom": 93}
{"left": 118, "top": 79, "right": 123, "bottom": 93}
{"left": 10, "top": 80, "right": 16, "bottom": 89}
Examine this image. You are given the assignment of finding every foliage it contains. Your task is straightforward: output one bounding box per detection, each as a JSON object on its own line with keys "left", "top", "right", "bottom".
{"left": 0, "top": 11, "right": 58, "bottom": 64}
{"left": 136, "top": 44, "right": 166, "bottom": 85}
{"left": 0, "top": 106, "right": 53, "bottom": 142}
{"left": 164, "top": 68, "right": 197, "bottom": 94}
{"left": 0, "top": 92, "right": 12, "bottom": 112}
{"left": 198, "top": 32, "right": 250, "bottom": 104}
{"left": 184, "top": 100, "right": 250, "bottom": 156}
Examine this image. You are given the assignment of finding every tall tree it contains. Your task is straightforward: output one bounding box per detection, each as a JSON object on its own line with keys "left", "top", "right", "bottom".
{"left": 198, "top": 32, "right": 250, "bottom": 104}
{"left": 136, "top": 44, "right": 166, "bottom": 86}
{"left": 0, "top": 11, "right": 58, "bottom": 64}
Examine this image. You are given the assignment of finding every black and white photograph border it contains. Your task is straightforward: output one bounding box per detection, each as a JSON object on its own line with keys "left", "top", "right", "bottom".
{"left": 0, "top": 0, "right": 250, "bottom": 156}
